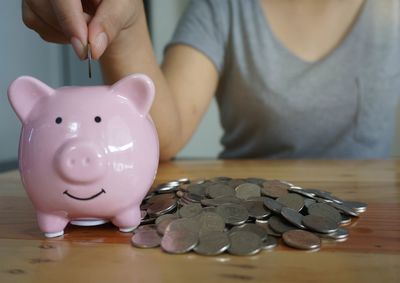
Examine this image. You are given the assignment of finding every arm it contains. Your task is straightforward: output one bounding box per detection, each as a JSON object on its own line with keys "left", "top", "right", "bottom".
{"left": 100, "top": 6, "right": 219, "bottom": 161}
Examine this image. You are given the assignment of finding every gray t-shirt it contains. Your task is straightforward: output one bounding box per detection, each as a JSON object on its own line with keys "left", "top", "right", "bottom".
{"left": 167, "top": 0, "right": 400, "bottom": 159}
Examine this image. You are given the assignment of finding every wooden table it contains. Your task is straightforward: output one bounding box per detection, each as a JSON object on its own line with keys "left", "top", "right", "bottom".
{"left": 0, "top": 160, "right": 399, "bottom": 283}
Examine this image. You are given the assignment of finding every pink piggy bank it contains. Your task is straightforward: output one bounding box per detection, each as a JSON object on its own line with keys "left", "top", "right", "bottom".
{"left": 8, "top": 74, "right": 159, "bottom": 238}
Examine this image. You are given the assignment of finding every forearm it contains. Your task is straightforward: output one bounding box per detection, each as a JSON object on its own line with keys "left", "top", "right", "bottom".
{"left": 99, "top": 7, "right": 182, "bottom": 161}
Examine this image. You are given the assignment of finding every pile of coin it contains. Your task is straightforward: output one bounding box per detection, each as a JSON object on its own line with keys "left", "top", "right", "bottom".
{"left": 131, "top": 177, "right": 367, "bottom": 256}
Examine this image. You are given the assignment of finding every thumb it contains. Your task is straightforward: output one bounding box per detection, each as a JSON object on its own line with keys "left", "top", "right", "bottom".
{"left": 50, "top": 0, "right": 88, "bottom": 59}
{"left": 88, "top": 0, "right": 135, "bottom": 59}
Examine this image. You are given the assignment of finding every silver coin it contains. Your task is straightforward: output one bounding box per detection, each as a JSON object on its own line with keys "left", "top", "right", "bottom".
{"left": 276, "top": 193, "right": 304, "bottom": 212}
{"left": 155, "top": 213, "right": 178, "bottom": 225}
{"left": 228, "top": 231, "right": 262, "bottom": 256}
{"left": 245, "top": 177, "right": 267, "bottom": 186}
{"left": 280, "top": 207, "right": 305, "bottom": 229}
{"left": 263, "top": 197, "right": 284, "bottom": 214}
{"left": 179, "top": 203, "right": 203, "bottom": 218}
{"left": 243, "top": 200, "right": 272, "bottom": 219}
{"left": 206, "top": 183, "right": 235, "bottom": 199}
{"left": 342, "top": 201, "right": 367, "bottom": 213}
{"left": 304, "top": 198, "right": 317, "bottom": 208}
{"left": 261, "top": 236, "right": 278, "bottom": 250}
{"left": 216, "top": 203, "right": 249, "bottom": 226}
{"left": 198, "top": 212, "right": 226, "bottom": 235}
{"left": 268, "top": 215, "right": 298, "bottom": 234}
{"left": 307, "top": 189, "right": 344, "bottom": 204}
{"left": 211, "top": 176, "right": 232, "bottom": 182}
{"left": 282, "top": 230, "right": 321, "bottom": 250}
{"left": 165, "top": 217, "right": 200, "bottom": 235}
{"left": 194, "top": 231, "right": 230, "bottom": 256}
{"left": 288, "top": 187, "right": 316, "bottom": 198}
{"left": 202, "top": 206, "right": 217, "bottom": 213}
{"left": 131, "top": 229, "right": 161, "bottom": 248}
{"left": 235, "top": 183, "right": 261, "bottom": 200}
{"left": 264, "top": 223, "right": 282, "bottom": 237}
{"left": 314, "top": 227, "right": 349, "bottom": 240}
{"left": 307, "top": 203, "right": 342, "bottom": 224}
{"left": 340, "top": 214, "right": 352, "bottom": 225}
{"left": 177, "top": 178, "right": 191, "bottom": 185}
{"left": 187, "top": 184, "right": 206, "bottom": 197}
{"left": 201, "top": 195, "right": 242, "bottom": 207}
{"left": 302, "top": 214, "right": 339, "bottom": 234}
{"left": 226, "top": 179, "right": 246, "bottom": 189}
{"left": 328, "top": 202, "right": 360, "bottom": 217}
{"left": 261, "top": 180, "right": 290, "bottom": 198}
{"left": 156, "top": 184, "right": 178, "bottom": 194}
{"left": 182, "top": 192, "right": 203, "bottom": 203}
{"left": 161, "top": 229, "right": 198, "bottom": 254}
{"left": 230, "top": 223, "right": 268, "bottom": 241}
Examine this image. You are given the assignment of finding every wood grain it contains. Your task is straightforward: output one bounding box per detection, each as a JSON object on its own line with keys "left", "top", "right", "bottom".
{"left": 0, "top": 160, "right": 400, "bottom": 283}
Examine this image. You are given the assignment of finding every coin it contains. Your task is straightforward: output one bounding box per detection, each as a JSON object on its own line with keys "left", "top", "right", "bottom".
{"left": 282, "top": 230, "right": 321, "bottom": 250}
{"left": 155, "top": 213, "right": 178, "bottom": 225}
{"left": 201, "top": 195, "right": 242, "bottom": 207}
{"left": 165, "top": 218, "right": 200, "bottom": 235}
{"left": 268, "top": 215, "right": 297, "bottom": 234}
{"left": 276, "top": 193, "right": 304, "bottom": 212}
{"left": 230, "top": 223, "right": 268, "bottom": 241}
{"left": 147, "top": 196, "right": 177, "bottom": 217}
{"left": 280, "top": 207, "right": 305, "bottom": 229}
{"left": 314, "top": 227, "right": 349, "bottom": 240}
{"left": 131, "top": 228, "right": 161, "bottom": 248}
{"left": 340, "top": 214, "right": 352, "bottom": 225}
{"left": 288, "top": 187, "right": 316, "bottom": 198}
{"left": 245, "top": 177, "right": 267, "bottom": 185}
{"left": 206, "top": 183, "right": 235, "bottom": 199}
{"left": 243, "top": 200, "right": 272, "bottom": 219}
{"left": 194, "top": 231, "right": 230, "bottom": 256}
{"left": 161, "top": 229, "right": 198, "bottom": 254}
{"left": 302, "top": 214, "right": 339, "bottom": 234}
{"left": 307, "top": 203, "right": 342, "bottom": 224}
{"left": 228, "top": 231, "right": 262, "bottom": 256}
{"left": 304, "top": 198, "right": 316, "bottom": 208}
{"left": 157, "top": 217, "right": 177, "bottom": 235}
{"left": 179, "top": 203, "right": 202, "bottom": 218}
{"left": 187, "top": 184, "right": 207, "bottom": 197}
{"left": 263, "top": 197, "right": 284, "bottom": 214}
{"left": 198, "top": 212, "right": 226, "bottom": 235}
{"left": 261, "top": 236, "right": 278, "bottom": 250}
{"left": 328, "top": 202, "right": 360, "bottom": 217}
{"left": 261, "top": 180, "right": 290, "bottom": 198}
{"left": 87, "top": 43, "right": 92, "bottom": 78}
{"left": 342, "top": 201, "right": 367, "bottom": 213}
{"left": 216, "top": 203, "right": 249, "bottom": 226}
{"left": 235, "top": 183, "right": 261, "bottom": 200}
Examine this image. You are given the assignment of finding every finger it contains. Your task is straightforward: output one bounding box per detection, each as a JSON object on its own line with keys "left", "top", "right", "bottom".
{"left": 24, "top": 0, "right": 64, "bottom": 32}
{"left": 22, "top": 1, "right": 68, "bottom": 43}
{"left": 50, "top": 0, "right": 88, "bottom": 58}
{"left": 88, "top": 0, "right": 135, "bottom": 59}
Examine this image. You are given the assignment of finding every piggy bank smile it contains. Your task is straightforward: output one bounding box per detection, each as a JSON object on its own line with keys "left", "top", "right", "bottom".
{"left": 63, "top": 188, "right": 106, "bottom": 201}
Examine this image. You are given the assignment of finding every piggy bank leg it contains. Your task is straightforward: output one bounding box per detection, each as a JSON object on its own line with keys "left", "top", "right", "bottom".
{"left": 37, "top": 211, "right": 69, "bottom": 238}
{"left": 112, "top": 207, "right": 141, "bottom": 233}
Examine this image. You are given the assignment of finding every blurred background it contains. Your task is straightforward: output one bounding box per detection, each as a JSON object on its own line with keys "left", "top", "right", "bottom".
{"left": 0, "top": 0, "right": 399, "bottom": 171}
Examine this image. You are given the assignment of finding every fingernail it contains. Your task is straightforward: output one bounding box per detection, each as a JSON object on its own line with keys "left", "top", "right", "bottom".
{"left": 70, "top": 37, "right": 86, "bottom": 59}
{"left": 93, "top": 32, "right": 108, "bottom": 58}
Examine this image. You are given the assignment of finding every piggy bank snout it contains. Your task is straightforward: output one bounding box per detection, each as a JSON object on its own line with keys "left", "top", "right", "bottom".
{"left": 55, "top": 141, "right": 106, "bottom": 184}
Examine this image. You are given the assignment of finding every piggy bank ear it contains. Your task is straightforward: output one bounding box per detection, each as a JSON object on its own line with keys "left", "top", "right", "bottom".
{"left": 110, "top": 74, "right": 155, "bottom": 116}
{"left": 8, "top": 76, "right": 54, "bottom": 123}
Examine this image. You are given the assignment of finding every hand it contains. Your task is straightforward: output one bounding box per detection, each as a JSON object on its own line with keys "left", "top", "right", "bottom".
{"left": 22, "top": 0, "right": 143, "bottom": 59}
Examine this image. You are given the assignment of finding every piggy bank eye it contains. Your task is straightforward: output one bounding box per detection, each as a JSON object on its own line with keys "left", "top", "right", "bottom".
{"left": 55, "top": 117, "right": 62, "bottom": 124}
{"left": 94, "top": 116, "right": 102, "bottom": 123}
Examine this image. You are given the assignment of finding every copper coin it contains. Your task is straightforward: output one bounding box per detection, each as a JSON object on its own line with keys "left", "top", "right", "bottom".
{"left": 302, "top": 214, "right": 339, "bottom": 234}
{"left": 131, "top": 229, "right": 161, "bottom": 248}
{"left": 282, "top": 230, "right": 321, "bottom": 250}
{"left": 261, "top": 180, "right": 290, "bottom": 198}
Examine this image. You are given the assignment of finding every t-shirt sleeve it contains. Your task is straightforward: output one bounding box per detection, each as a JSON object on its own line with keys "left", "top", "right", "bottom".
{"left": 165, "top": 0, "right": 229, "bottom": 73}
